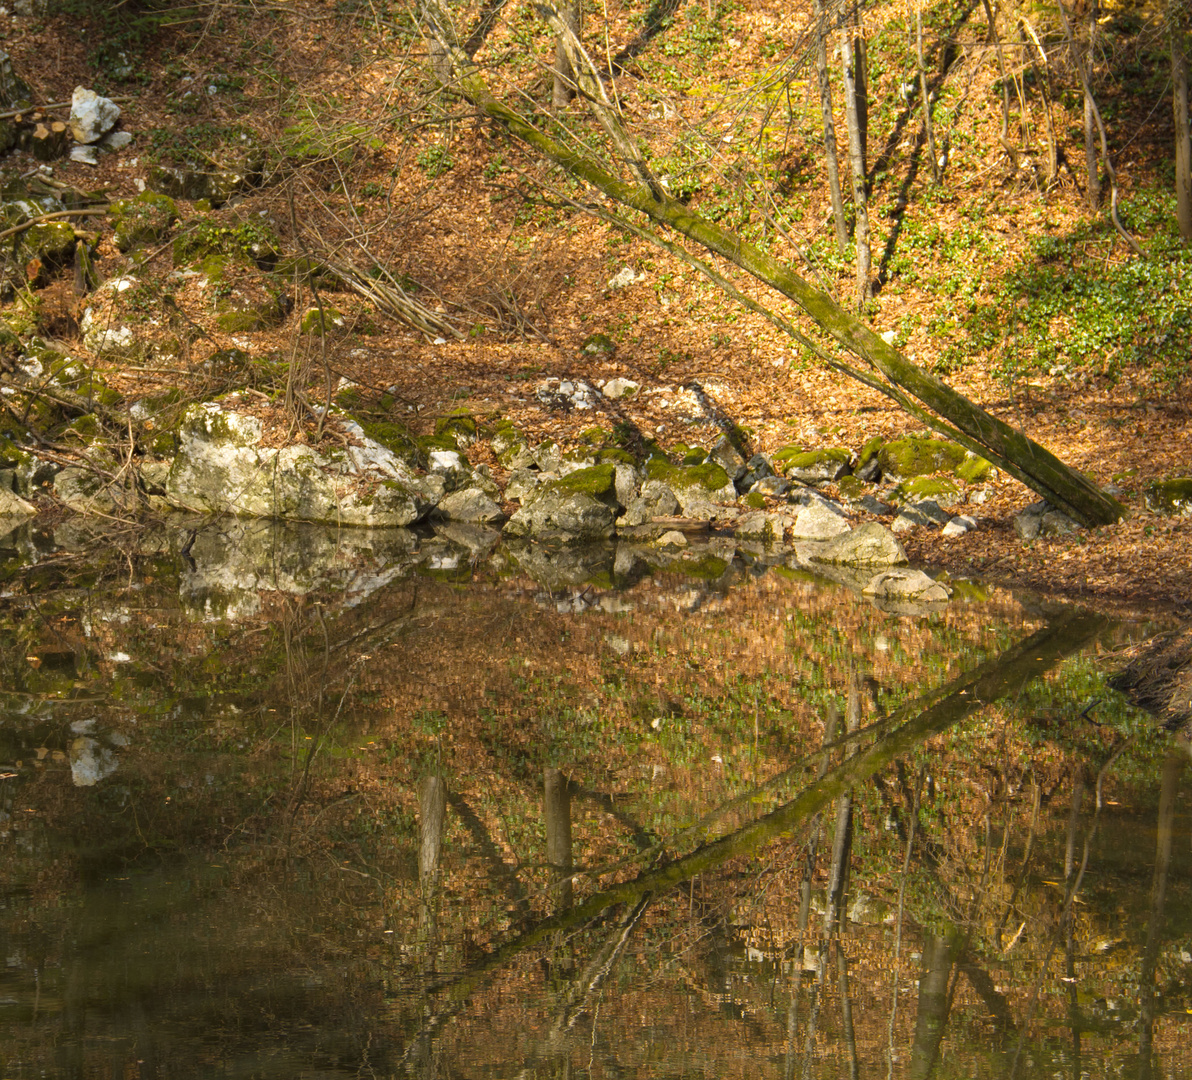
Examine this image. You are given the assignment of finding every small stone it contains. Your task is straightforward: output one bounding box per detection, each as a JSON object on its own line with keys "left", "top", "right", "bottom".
{"left": 68, "top": 86, "right": 121, "bottom": 144}
{"left": 853, "top": 494, "right": 894, "bottom": 516}
{"left": 709, "top": 435, "right": 747, "bottom": 482}
{"left": 892, "top": 499, "right": 951, "bottom": 533}
{"left": 656, "top": 530, "right": 688, "bottom": 547}
{"left": 102, "top": 130, "right": 133, "bottom": 151}
{"left": 941, "top": 515, "right": 978, "bottom": 537}
{"left": 0, "top": 486, "right": 36, "bottom": 517}
{"left": 435, "top": 487, "right": 503, "bottom": 524}
{"left": 601, "top": 377, "right": 640, "bottom": 400}
{"left": 69, "top": 144, "right": 99, "bottom": 166}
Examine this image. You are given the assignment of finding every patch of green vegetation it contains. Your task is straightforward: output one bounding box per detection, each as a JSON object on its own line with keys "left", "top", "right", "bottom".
{"left": 416, "top": 144, "right": 455, "bottom": 178}
{"left": 580, "top": 332, "right": 616, "bottom": 356}
{"left": 109, "top": 191, "right": 178, "bottom": 253}
{"left": 742, "top": 491, "right": 767, "bottom": 509}
{"left": 858, "top": 436, "right": 884, "bottom": 467}
{"left": 773, "top": 446, "right": 850, "bottom": 471}
{"left": 299, "top": 306, "right": 344, "bottom": 335}
{"left": 956, "top": 454, "right": 995, "bottom": 483}
{"left": 937, "top": 191, "right": 1192, "bottom": 386}
{"left": 215, "top": 310, "right": 269, "bottom": 333}
{"left": 893, "top": 477, "right": 960, "bottom": 503}
{"left": 173, "top": 216, "right": 280, "bottom": 269}
{"left": 284, "top": 118, "right": 384, "bottom": 165}
{"left": 435, "top": 412, "right": 477, "bottom": 444}
{"left": 645, "top": 458, "right": 731, "bottom": 492}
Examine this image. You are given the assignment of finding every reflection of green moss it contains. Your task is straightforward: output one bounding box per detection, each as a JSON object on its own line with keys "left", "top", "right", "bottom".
{"left": 677, "top": 554, "right": 729, "bottom": 580}
{"left": 948, "top": 580, "right": 990, "bottom": 603}
{"left": 1145, "top": 478, "right": 1192, "bottom": 516}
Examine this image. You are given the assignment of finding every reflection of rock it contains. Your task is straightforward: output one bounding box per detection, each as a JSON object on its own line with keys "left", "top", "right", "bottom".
{"left": 508, "top": 542, "right": 615, "bottom": 590}
{"left": 862, "top": 568, "right": 950, "bottom": 615}
{"left": 69, "top": 736, "right": 118, "bottom": 786}
{"left": 179, "top": 520, "right": 418, "bottom": 620}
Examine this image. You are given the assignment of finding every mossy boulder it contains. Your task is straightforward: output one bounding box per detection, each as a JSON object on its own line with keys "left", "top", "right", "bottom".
{"left": 876, "top": 437, "right": 966, "bottom": 482}
{"left": 504, "top": 464, "right": 622, "bottom": 542}
{"left": 773, "top": 446, "right": 852, "bottom": 484}
{"left": 299, "top": 305, "right": 344, "bottom": 335}
{"left": 435, "top": 411, "right": 477, "bottom": 447}
{"left": 109, "top": 191, "right": 178, "bottom": 253}
{"left": 1145, "top": 478, "right": 1192, "bottom": 516}
{"left": 644, "top": 457, "right": 736, "bottom": 516}
{"left": 172, "top": 215, "right": 280, "bottom": 269}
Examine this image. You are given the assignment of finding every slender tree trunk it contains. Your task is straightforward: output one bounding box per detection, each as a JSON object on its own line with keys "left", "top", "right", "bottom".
{"left": 418, "top": 775, "right": 447, "bottom": 945}
{"left": 1084, "top": 1, "right": 1102, "bottom": 208}
{"left": 552, "top": 0, "right": 581, "bottom": 108}
{"left": 916, "top": 0, "right": 940, "bottom": 182}
{"left": 1174, "top": 5, "right": 1192, "bottom": 240}
{"left": 813, "top": 0, "right": 848, "bottom": 255}
{"left": 840, "top": 8, "right": 872, "bottom": 307}
{"left": 1022, "top": 18, "right": 1058, "bottom": 184}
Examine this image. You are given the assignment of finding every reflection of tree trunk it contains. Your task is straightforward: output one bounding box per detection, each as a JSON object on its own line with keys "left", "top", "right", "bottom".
{"left": 1137, "top": 750, "right": 1186, "bottom": 1079}
{"left": 784, "top": 704, "right": 840, "bottom": 1080}
{"left": 545, "top": 767, "right": 574, "bottom": 911}
{"left": 419, "top": 776, "right": 447, "bottom": 943}
{"left": 802, "top": 674, "right": 861, "bottom": 1080}
{"left": 909, "top": 933, "right": 959, "bottom": 1080}
{"left": 812, "top": 0, "right": 848, "bottom": 255}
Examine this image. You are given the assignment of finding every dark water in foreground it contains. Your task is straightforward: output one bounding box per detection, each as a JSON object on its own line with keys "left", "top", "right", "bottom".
{"left": 1, "top": 518, "right": 1189, "bottom": 1079}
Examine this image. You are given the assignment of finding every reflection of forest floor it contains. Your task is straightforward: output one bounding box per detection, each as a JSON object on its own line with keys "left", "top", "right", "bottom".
{"left": 3, "top": 1, "right": 1190, "bottom": 608}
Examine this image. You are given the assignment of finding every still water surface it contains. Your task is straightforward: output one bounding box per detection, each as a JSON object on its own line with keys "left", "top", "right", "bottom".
{"left": 1, "top": 519, "right": 1189, "bottom": 1079}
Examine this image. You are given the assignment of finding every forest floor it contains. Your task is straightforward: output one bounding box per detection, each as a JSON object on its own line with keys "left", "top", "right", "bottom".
{"left": 2, "top": 0, "right": 1190, "bottom": 613}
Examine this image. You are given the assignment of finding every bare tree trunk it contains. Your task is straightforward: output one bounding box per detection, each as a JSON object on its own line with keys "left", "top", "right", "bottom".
{"left": 552, "top": 0, "right": 581, "bottom": 109}
{"left": 1021, "top": 18, "right": 1058, "bottom": 184}
{"left": 840, "top": 6, "right": 872, "bottom": 307}
{"left": 1174, "top": 5, "right": 1192, "bottom": 240}
{"left": 813, "top": 0, "right": 848, "bottom": 255}
{"left": 916, "top": 0, "right": 940, "bottom": 183}
{"left": 1084, "top": 1, "right": 1102, "bottom": 208}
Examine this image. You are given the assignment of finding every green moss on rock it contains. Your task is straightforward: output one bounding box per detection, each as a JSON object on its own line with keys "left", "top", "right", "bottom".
{"left": 110, "top": 191, "right": 178, "bottom": 253}
{"left": 549, "top": 463, "right": 618, "bottom": 498}
{"left": 893, "top": 477, "right": 960, "bottom": 503}
{"left": 877, "top": 437, "right": 966, "bottom": 481}
{"left": 956, "top": 453, "right": 995, "bottom": 483}
{"left": 858, "top": 436, "right": 885, "bottom": 467}
{"left": 216, "top": 310, "right": 270, "bottom": 333}
{"left": 646, "top": 457, "right": 731, "bottom": 492}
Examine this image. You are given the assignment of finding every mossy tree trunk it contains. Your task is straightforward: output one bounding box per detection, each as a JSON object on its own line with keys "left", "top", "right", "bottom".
{"left": 417, "top": 0, "right": 1125, "bottom": 527}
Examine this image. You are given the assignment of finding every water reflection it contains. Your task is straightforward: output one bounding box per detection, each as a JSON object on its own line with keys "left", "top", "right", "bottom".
{"left": 0, "top": 519, "right": 1189, "bottom": 1079}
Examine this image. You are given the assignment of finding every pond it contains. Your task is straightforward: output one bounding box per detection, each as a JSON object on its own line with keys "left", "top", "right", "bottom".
{"left": 1, "top": 517, "right": 1189, "bottom": 1079}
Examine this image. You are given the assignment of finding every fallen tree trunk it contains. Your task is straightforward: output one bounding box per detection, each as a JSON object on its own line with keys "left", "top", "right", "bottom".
{"left": 419, "top": 0, "right": 1125, "bottom": 526}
